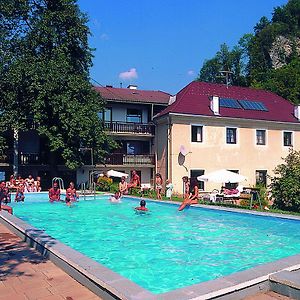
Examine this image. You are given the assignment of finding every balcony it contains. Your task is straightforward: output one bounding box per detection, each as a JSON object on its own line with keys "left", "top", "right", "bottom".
{"left": 104, "top": 122, "right": 155, "bottom": 135}
{"left": 19, "top": 153, "right": 41, "bottom": 165}
{"left": 105, "top": 154, "right": 155, "bottom": 166}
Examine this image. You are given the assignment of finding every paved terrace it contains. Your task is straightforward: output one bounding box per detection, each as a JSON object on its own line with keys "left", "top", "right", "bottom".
{"left": 0, "top": 222, "right": 291, "bottom": 300}
{"left": 0, "top": 223, "right": 101, "bottom": 300}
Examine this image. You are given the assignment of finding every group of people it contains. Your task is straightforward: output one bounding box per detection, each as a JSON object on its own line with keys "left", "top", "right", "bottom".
{"left": 49, "top": 181, "right": 79, "bottom": 206}
{"left": 7, "top": 174, "right": 41, "bottom": 196}
{"left": 154, "top": 173, "right": 174, "bottom": 200}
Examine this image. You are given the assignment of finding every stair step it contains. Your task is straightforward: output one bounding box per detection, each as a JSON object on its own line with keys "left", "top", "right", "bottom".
{"left": 269, "top": 270, "right": 300, "bottom": 300}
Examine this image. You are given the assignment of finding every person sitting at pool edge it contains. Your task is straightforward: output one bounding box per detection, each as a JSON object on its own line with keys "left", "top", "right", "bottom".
{"left": 135, "top": 199, "right": 148, "bottom": 212}
{"left": 49, "top": 182, "right": 61, "bottom": 202}
{"left": 178, "top": 178, "right": 199, "bottom": 211}
{"left": 128, "top": 170, "right": 140, "bottom": 189}
{"left": 119, "top": 176, "right": 128, "bottom": 195}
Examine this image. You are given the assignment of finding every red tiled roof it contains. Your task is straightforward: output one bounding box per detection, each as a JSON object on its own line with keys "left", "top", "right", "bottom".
{"left": 94, "top": 86, "right": 170, "bottom": 105}
{"left": 156, "top": 81, "right": 297, "bottom": 123}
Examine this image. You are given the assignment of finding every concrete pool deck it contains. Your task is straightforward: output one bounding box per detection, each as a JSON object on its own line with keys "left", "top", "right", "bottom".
{"left": 1, "top": 198, "right": 300, "bottom": 299}
{"left": 0, "top": 222, "right": 101, "bottom": 300}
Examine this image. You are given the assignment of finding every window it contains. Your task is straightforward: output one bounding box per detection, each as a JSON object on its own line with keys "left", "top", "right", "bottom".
{"left": 256, "top": 130, "right": 266, "bottom": 145}
{"left": 126, "top": 109, "right": 142, "bottom": 123}
{"left": 226, "top": 128, "right": 237, "bottom": 144}
{"left": 98, "top": 108, "right": 112, "bottom": 122}
{"left": 124, "top": 141, "right": 149, "bottom": 155}
{"left": 283, "top": 132, "right": 293, "bottom": 146}
{"left": 191, "top": 125, "right": 203, "bottom": 142}
{"left": 256, "top": 170, "right": 267, "bottom": 186}
{"left": 190, "top": 169, "right": 205, "bottom": 191}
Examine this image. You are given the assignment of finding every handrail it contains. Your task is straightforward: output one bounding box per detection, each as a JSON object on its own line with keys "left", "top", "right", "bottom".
{"left": 52, "top": 177, "right": 64, "bottom": 190}
{"left": 80, "top": 182, "right": 86, "bottom": 200}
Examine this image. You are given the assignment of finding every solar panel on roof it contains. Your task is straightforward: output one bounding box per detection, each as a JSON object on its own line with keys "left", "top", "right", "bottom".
{"left": 238, "top": 100, "right": 268, "bottom": 111}
{"left": 219, "top": 98, "right": 242, "bottom": 109}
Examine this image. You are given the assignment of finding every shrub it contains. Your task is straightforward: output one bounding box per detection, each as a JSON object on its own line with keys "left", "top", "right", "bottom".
{"left": 96, "top": 176, "right": 113, "bottom": 191}
{"left": 109, "top": 182, "right": 119, "bottom": 193}
{"left": 269, "top": 149, "right": 300, "bottom": 212}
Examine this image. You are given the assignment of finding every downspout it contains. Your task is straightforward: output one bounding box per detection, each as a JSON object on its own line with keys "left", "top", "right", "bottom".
{"left": 167, "top": 115, "right": 173, "bottom": 181}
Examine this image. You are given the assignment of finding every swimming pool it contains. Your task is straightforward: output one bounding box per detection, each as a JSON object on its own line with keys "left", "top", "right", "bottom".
{"left": 7, "top": 194, "right": 300, "bottom": 294}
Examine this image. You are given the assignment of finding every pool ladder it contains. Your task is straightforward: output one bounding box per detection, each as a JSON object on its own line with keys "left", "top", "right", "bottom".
{"left": 80, "top": 182, "right": 96, "bottom": 200}
{"left": 52, "top": 177, "right": 64, "bottom": 190}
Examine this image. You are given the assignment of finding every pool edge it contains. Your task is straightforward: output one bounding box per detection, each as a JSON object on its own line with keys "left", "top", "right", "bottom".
{"left": 1, "top": 202, "right": 300, "bottom": 300}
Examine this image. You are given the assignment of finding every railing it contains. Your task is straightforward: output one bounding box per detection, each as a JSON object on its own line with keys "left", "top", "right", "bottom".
{"left": 19, "top": 153, "right": 40, "bottom": 165}
{"left": 105, "top": 154, "right": 155, "bottom": 166}
{"left": 104, "top": 121, "right": 155, "bottom": 135}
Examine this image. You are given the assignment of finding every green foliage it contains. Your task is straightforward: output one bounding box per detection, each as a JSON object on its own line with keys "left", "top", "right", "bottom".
{"left": 197, "top": 0, "right": 300, "bottom": 104}
{"left": 109, "top": 182, "right": 119, "bottom": 193}
{"left": 0, "top": 0, "right": 115, "bottom": 169}
{"left": 197, "top": 43, "right": 248, "bottom": 86}
{"left": 96, "top": 176, "right": 113, "bottom": 192}
{"left": 270, "top": 149, "right": 300, "bottom": 212}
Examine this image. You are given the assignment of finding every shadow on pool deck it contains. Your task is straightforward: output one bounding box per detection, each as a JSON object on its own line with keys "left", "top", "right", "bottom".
{"left": 0, "top": 223, "right": 101, "bottom": 300}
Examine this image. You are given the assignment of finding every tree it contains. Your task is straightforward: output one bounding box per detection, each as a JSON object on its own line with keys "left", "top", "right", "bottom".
{"left": 270, "top": 149, "right": 300, "bottom": 212}
{"left": 197, "top": 43, "right": 248, "bottom": 86}
{"left": 0, "top": 0, "right": 114, "bottom": 171}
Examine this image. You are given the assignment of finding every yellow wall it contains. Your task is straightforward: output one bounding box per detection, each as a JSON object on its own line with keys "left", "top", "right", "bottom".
{"left": 157, "top": 115, "right": 300, "bottom": 194}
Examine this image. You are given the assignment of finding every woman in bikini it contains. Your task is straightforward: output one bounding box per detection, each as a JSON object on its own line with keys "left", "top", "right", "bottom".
{"left": 65, "top": 182, "right": 79, "bottom": 204}
{"left": 155, "top": 173, "right": 163, "bottom": 200}
{"left": 178, "top": 178, "right": 199, "bottom": 211}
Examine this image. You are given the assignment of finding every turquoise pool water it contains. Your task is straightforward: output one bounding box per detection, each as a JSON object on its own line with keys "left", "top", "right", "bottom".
{"left": 9, "top": 194, "right": 300, "bottom": 294}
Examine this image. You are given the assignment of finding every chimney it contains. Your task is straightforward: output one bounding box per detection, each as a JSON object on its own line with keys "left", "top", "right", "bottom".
{"left": 294, "top": 105, "right": 300, "bottom": 121}
{"left": 168, "top": 95, "right": 176, "bottom": 105}
{"left": 210, "top": 96, "right": 220, "bottom": 115}
{"left": 106, "top": 85, "right": 113, "bottom": 88}
{"left": 127, "top": 84, "right": 137, "bottom": 90}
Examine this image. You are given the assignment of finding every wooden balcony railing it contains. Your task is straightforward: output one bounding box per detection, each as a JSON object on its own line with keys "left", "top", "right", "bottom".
{"left": 104, "top": 122, "right": 155, "bottom": 135}
{"left": 105, "top": 154, "right": 155, "bottom": 166}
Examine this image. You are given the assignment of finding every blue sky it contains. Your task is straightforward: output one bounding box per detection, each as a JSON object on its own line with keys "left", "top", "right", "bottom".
{"left": 78, "top": 0, "right": 288, "bottom": 94}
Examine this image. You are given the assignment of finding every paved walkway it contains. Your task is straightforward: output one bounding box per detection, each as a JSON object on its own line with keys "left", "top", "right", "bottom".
{"left": 0, "top": 223, "right": 101, "bottom": 300}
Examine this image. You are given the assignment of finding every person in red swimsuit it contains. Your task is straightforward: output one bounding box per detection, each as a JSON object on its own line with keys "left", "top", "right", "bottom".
{"left": 65, "top": 182, "right": 79, "bottom": 203}
{"left": 135, "top": 200, "right": 148, "bottom": 212}
{"left": 49, "top": 182, "right": 61, "bottom": 202}
{"left": 128, "top": 170, "right": 140, "bottom": 189}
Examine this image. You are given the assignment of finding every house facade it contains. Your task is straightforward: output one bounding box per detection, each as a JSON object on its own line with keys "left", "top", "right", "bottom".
{"left": 0, "top": 85, "right": 170, "bottom": 188}
{"left": 154, "top": 81, "right": 300, "bottom": 194}
{"left": 76, "top": 85, "right": 170, "bottom": 186}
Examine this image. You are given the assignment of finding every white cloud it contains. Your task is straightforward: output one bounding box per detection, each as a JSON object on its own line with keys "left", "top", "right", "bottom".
{"left": 119, "top": 68, "right": 138, "bottom": 80}
{"left": 187, "top": 70, "right": 195, "bottom": 76}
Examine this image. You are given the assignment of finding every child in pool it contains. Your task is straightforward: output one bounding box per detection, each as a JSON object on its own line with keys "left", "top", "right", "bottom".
{"left": 135, "top": 200, "right": 148, "bottom": 212}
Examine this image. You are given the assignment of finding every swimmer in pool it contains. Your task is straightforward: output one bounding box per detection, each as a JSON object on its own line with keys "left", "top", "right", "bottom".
{"left": 110, "top": 191, "right": 122, "bottom": 203}
{"left": 135, "top": 200, "right": 148, "bottom": 212}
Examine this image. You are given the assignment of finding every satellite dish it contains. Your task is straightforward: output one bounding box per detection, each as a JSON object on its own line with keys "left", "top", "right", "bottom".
{"left": 178, "top": 152, "right": 185, "bottom": 166}
{"left": 179, "top": 145, "right": 188, "bottom": 156}
{"left": 178, "top": 145, "right": 191, "bottom": 172}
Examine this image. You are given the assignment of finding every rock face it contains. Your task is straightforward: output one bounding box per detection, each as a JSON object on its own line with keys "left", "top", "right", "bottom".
{"left": 270, "top": 35, "right": 300, "bottom": 69}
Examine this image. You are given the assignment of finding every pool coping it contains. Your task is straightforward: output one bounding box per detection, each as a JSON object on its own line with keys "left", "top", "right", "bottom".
{"left": 1, "top": 197, "right": 300, "bottom": 300}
